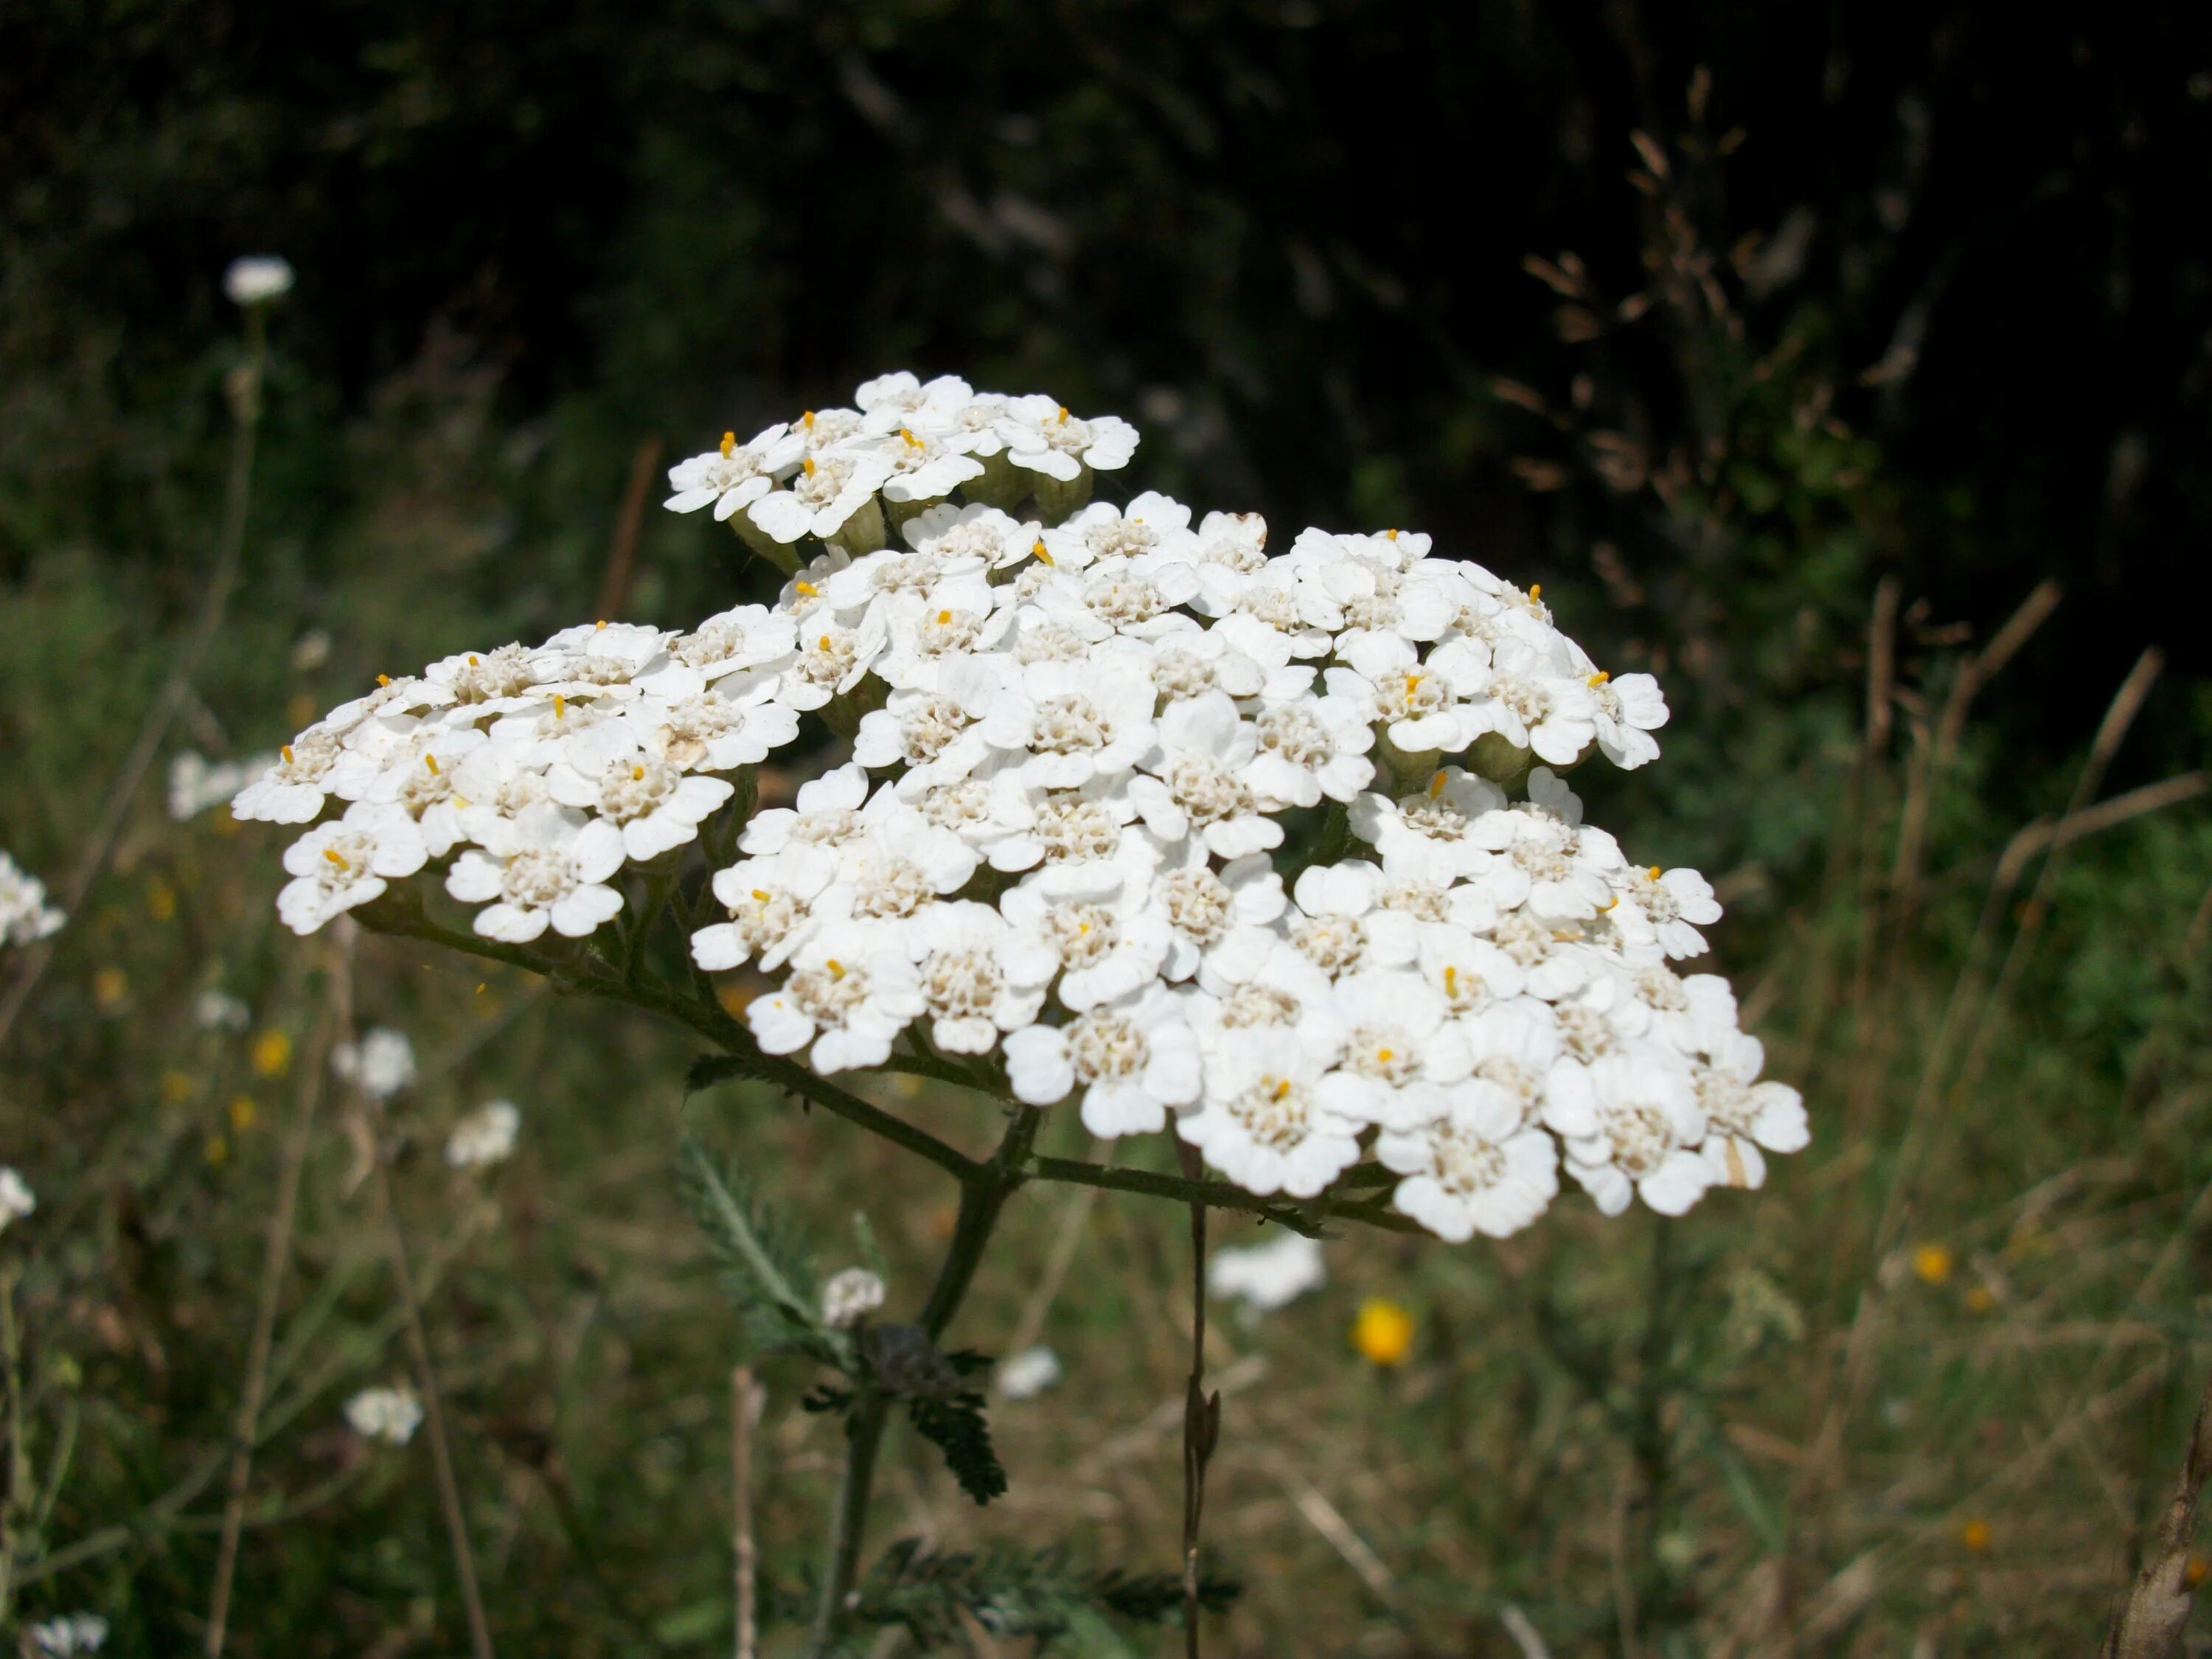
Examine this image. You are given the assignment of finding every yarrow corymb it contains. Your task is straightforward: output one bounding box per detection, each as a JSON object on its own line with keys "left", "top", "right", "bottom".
{"left": 238, "top": 371, "right": 1805, "bottom": 1242}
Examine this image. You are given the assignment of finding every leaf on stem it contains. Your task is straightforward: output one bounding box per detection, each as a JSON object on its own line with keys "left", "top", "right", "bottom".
{"left": 675, "top": 1134, "right": 831, "bottom": 1361}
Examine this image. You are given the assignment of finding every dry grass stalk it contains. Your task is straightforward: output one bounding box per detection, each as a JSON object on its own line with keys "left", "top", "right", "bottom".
{"left": 2097, "top": 1363, "right": 2212, "bottom": 1659}
{"left": 594, "top": 435, "right": 665, "bottom": 622}
{"left": 731, "top": 1364, "right": 764, "bottom": 1659}
{"left": 204, "top": 925, "right": 352, "bottom": 1656}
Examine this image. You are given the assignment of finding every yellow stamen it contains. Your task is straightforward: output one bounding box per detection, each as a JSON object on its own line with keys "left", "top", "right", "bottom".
{"left": 1648, "top": 866, "right": 1661, "bottom": 881}
{"left": 1405, "top": 674, "right": 1421, "bottom": 700}
{"left": 1376, "top": 1047, "right": 1394, "bottom": 1064}
{"left": 468, "top": 654, "right": 480, "bottom": 665}
{"left": 720, "top": 431, "right": 737, "bottom": 459}
{"left": 323, "top": 848, "right": 349, "bottom": 869}
{"left": 826, "top": 958, "right": 845, "bottom": 978}
{"left": 376, "top": 673, "right": 392, "bottom": 686}
{"left": 1528, "top": 584, "right": 1542, "bottom": 602}
{"left": 1601, "top": 895, "right": 1618, "bottom": 911}
{"left": 553, "top": 695, "right": 566, "bottom": 718}
{"left": 425, "top": 754, "right": 439, "bottom": 774}
{"left": 1587, "top": 670, "right": 1610, "bottom": 686}
{"left": 1272, "top": 1079, "right": 1293, "bottom": 1100}
{"left": 1032, "top": 539, "right": 1053, "bottom": 566}
{"left": 818, "top": 635, "right": 832, "bottom": 652}
{"left": 897, "top": 426, "right": 921, "bottom": 448}
{"left": 281, "top": 745, "right": 294, "bottom": 765}
{"left": 801, "top": 456, "right": 818, "bottom": 476}
{"left": 1385, "top": 527, "right": 1399, "bottom": 540}
{"left": 795, "top": 580, "right": 819, "bottom": 597}
{"left": 1443, "top": 965, "right": 1458, "bottom": 993}
{"left": 751, "top": 889, "right": 771, "bottom": 902}
{"left": 632, "top": 764, "right": 645, "bottom": 780}
{"left": 1429, "top": 771, "right": 1447, "bottom": 799}
{"left": 936, "top": 608, "right": 952, "bottom": 624}
{"left": 595, "top": 619, "right": 607, "bottom": 630}
{"left": 800, "top": 410, "right": 816, "bottom": 429}
{"left": 1055, "top": 405, "right": 1068, "bottom": 422}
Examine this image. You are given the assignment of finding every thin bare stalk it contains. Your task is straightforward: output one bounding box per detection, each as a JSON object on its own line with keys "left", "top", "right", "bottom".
{"left": 732, "top": 1366, "right": 763, "bottom": 1659}
{"left": 2098, "top": 1360, "right": 2212, "bottom": 1659}
{"left": 204, "top": 930, "right": 350, "bottom": 1655}
{"left": 0, "top": 1263, "right": 28, "bottom": 1627}
{"left": 374, "top": 1155, "right": 495, "bottom": 1659}
{"left": 1177, "top": 1139, "right": 1219, "bottom": 1659}
{"left": 0, "top": 306, "right": 271, "bottom": 1058}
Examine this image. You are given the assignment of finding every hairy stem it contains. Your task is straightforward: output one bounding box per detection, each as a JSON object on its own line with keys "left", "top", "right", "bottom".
{"left": 807, "top": 1107, "right": 1041, "bottom": 1657}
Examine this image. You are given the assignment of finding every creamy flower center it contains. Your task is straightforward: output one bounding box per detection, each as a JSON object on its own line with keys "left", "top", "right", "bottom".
{"left": 728, "top": 886, "right": 801, "bottom": 953}
{"left": 1227, "top": 1074, "right": 1314, "bottom": 1152}
{"left": 1044, "top": 902, "right": 1117, "bottom": 968}
{"left": 599, "top": 758, "right": 678, "bottom": 823}
{"left": 1437, "top": 961, "right": 1492, "bottom": 1014}
{"left": 851, "top": 857, "right": 935, "bottom": 919}
{"left": 1161, "top": 868, "right": 1232, "bottom": 945}
{"left": 1032, "top": 693, "right": 1110, "bottom": 754}
{"left": 1475, "top": 1056, "right": 1542, "bottom": 1119}
{"left": 1163, "top": 754, "right": 1253, "bottom": 827}
{"left": 788, "top": 807, "right": 860, "bottom": 845}
{"left": 1431, "top": 1122, "right": 1509, "bottom": 1196}
{"left": 1067, "top": 1010, "right": 1147, "bottom": 1082}
{"left": 1492, "top": 914, "right": 1557, "bottom": 969}
{"left": 658, "top": 696, "right": 739, "bottom": 768}
{"left": 789, "top": 959, "right": 872, "bottom": 1022}
{"left": 1634, "top": 967, "right": 1689, "bottom": 1012}
{"left": 1380, "top": 878, "right": 1450, "bottom": 919}
{"left": 1292, "top": 915, "right": 1363, "bottom": 976}
{"left": 1150, "top": 649, "right": 1217, "bottom": 701}
{"left": 1600, "top": 1102, "right": 1676, "bottom": 1178}
{"left": 914, "top": 611, "right": 982, "bottom": 658}
{"left": 451, "top": 645, "right": 537, "bottom": 703}
{"left": 1256, "top": 705, "right": 1335, "bottom": 769}
{"left": 919, "top": 779, "right": 990, "bottom": 830}
{"left": 923, "top": 948, "right": 1003, "bottom": 1021}
{"left": 1033, "top": 795, "right": 1119, "bottom": 863}
{"left": 1084, "top": 576, "right": 1165, "bottom": 627}
{"left": 1555, "top": 1004, "right": 1613, "bottom": 1063}
{"left": 797, "top": 630, "right": 860, "bottom": 687}
{"left": 898, "top": 697, "right": 970, "bottom": 763}
{"left": 1219, "top": 984, "right": 1298, "bottom": 1028}
{"left": 1493, "top": 675, "right": 1551, "bottom": 726}
{"left": 276, "top": 729, "right": 341, "bottom": 782}
{"left": 1345, "top": 1027, "right": 1420, "bottom": 1085}
{"left": 1013, "top": 620, "right": 1087, "bottom": 662}
{"left": 1695, "top": 1065, "right": 1758, "bottom": 1136}
{"left": 501, "top": 846, "right": 580, "bottom": 909}
{"left": 1377, "top": 671, "right": 1450, "bottom": 723}
{"left": 312, "top": 831, "right": 379, "bottom": 890}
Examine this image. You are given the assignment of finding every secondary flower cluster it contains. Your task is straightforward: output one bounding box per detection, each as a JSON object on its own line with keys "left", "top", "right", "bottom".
{"left": 241, "top": 374, "right": 1804, "bottom": 1240}
{"left": 1, "top": 849, "right": 65, "bottom": 947}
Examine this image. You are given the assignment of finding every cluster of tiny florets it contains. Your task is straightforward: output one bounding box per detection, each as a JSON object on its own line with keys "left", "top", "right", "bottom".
{"left": 1, "top": 849, "right": 66, "bottom": 948}
{"left": 243, "top": 372, "right": 1804, "bottom": 1241}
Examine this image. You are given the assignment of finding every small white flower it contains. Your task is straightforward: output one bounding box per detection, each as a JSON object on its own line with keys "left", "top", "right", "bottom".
{"left": 344, "top": 1384, "right": 424, "bottom": 1447}
{"left": 331, "top": 1027, "right": 417, "bottom": 1102}
{"left": 1582, "top": 669, "right": 1669, "bottom": 768}
{"left": 0, "top": 851, "right": 66, "bottom": 947}
{"left": 445, "top": 802, "right": 628, "bottom": 944}
{"left": 193, "top": 990, "right": 252, "bottom": 1032}
{"left": 748, "top": 448, "right": 897, "bottom": 545}
{"left": 1316, "top": 968, "right": 1471, "bottom": 1130}
{"left": 223, "top": 255, "right": 294, "bottom": 305}
{"left": 445, "top": 1100, "right": 521, "bottom": 1169}
{"left": 664, "top": 424, "right": 807, "bottom": 521}
{"left": 0, "top": 1166, "right": 35, "bottom": 1232}
{"left": 746, "top": 925, "right": 925, "bottom": 1074}
{"left": 1207, "top": 1232, "right": 1326, "bottom": 1313}
{"left": 871, "top": 422, "right": 987, "bottom": 504}
{"left": 1610, "top": 862, "right": 1723, "bottom": 959}
{"left": 995, "top": 1343, "right": 1064, "bottom": 1400}
{"left": 900, "top": 500, "right": 1037, "bottom": 570}
{"left": 996, "top": 394, "right": 1141, "bottom": 481}
{"left": 229, "top": 727, "right": 348, "bottom": 824}
{"left": 821, "top": 1266, "right": 888, "bottom": 1328}
{"left": 276, "top": 804, "right": 428, "bottom": 935}
{"left": 1127, "top": 692, "right": 1281, "bottom": 860}
{"left": 910, "top": 900, "right": 1051, "bottom": 1054}
{"left": 1694, "top": 1030, "right": 1809, "bottom": 1191}
{"left": 545, "top": 725, "right": 736, "bottom": 861}
{"left": 1001, "top": 866, "right": 1172, "bottom": 1013}
{"left": 693, "top": 853, "right": 830, "bottom": 973}
{"left": 1002, "top": 982, "right": 1200, "bottom": 1137}
{"left": 1378, "top": 1105, "right": 1558, "bottom": 1242}
{"left": 1349, "top": 768, "right": 1508, "bottom": 886}
{"left": 1179, "top": 1027, "right": 1361, "bottom": 1198}
{"left": 1562, "top": 1056, "right": 1709, "bottom": 1217}
{"left": 29, "top": 1613, "right": 108, "bottom": 1657}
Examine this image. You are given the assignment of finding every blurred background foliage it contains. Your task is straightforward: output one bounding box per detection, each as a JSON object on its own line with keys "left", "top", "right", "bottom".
{"left": 2, "top": 2, "right": 2211, "bottom": 1655}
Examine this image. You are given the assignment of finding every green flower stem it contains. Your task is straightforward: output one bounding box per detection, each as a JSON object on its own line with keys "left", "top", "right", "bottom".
{"left": 809, "top": 1107, "right": 1043, "bottom": 1656}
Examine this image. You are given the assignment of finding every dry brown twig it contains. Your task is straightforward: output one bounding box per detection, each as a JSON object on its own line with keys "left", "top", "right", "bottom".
{"left": 204, "top": 923, "right": 354, "bottom": 1656}
{"left": 731, "top": 1365, "right": 765, "bottom": 1659}
{"left": 2098, "top": 1362, "right": 2212, "bottom": 1659}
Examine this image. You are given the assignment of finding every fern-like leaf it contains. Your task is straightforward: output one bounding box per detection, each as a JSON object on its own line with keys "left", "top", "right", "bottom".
{"left": 675, "top": 1133, "right": 827, "bottom": 1359}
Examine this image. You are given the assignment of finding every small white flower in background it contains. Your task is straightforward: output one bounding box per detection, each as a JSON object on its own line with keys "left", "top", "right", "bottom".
{"left": 0, "top": 1166, "right": 35, "bottom": 1232}
{"left": 821, "top": 1267, "right": 887, "bottom": 1329}
{"left": 995, "top": 1344, "right": 1063, "bottom": 1400}
{"left": 344, "top": 1384, "right": 423, "bottom": 1447}
{"left": 169, "top": 751, "right": 279, "bottom": 821}
{"left": 1207, "top": 1232, "right": 1326, "bottom": 1315}
{"left": 0, "top": 851, "right": 66, "bottom": 947}
{"left": 192, "top": 990, "right": 251, "bottom": 1032}
{"left": 244, "top": 369, "right": 1798, "bottom": 1247}
{"left": 223, "top": 255, "right": 294, "bottom": 306}
{"left": 331, "top": 1028, "right": 417, "bottom": 1101}
{"left": 29, "top": 1613, "right": 107, "bottom": 1656}
{"left": 445, "top": 1100, "right": 521, "bottom": 1169}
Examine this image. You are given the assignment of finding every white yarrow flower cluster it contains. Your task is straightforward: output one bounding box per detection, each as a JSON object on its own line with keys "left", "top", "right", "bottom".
{"left": 344, "top": 1384, "right": 424, "bottom": 1447}
{"left": 1, "top": 1166, "right": 35, "bottom": 1233}
{"left": 1, "top": 851, "right": 66, "bottom": 947}
{"left": 445, "top": 1100, "right": 521, "bottom": 1169}
{"left": 29, "top": 1614, "right": 108, "bottom": 1657}
{"left": 332, "top": 1028, "right": 417, "bottom": 1102}
{"left": 249, "top": 374, "right": 1801, "bottom": 1243}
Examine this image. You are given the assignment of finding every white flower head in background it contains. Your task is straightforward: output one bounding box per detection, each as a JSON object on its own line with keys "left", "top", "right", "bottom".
{"left": 192, "top": 990, "right": 252, "bottom": 1032}
{"left": 223, "top": 255, "right": 295, "bottom": 306}
{"left": 29, "top": 1614, "right": 108, "bottom": 1657}
{"left": 170, "top": 751, "right": 278, "bottom": 821}
{"left": 995, "top": 1344, "right": 1063, "bottom": 1400}
{"left": 445, "top": 1100, "right": 521, "bottom": 1169}
{"left": 332, "top": 1027, "right": 417, "bottom": 1101}
{"left": 0, "top": 851, "right": 66, "bottom": 947}
{"left": 1207, "top": 1231, "right": 1326, "bottom": 1315}
{"left": 344, "top": 1384, "right": 423, "bottom": 1447}
{"left": 0, "top": 1166, "right": 35, "bottom": 1233}
{"left": 821, "top": 1267, "right": 887, "bottom": 1329}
